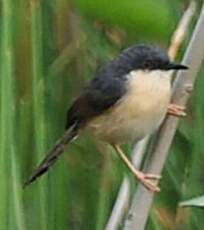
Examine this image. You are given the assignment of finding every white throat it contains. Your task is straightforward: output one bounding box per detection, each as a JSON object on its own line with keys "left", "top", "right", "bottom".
{"left": 129, "top": 69, "right": 171, "bottom": 81}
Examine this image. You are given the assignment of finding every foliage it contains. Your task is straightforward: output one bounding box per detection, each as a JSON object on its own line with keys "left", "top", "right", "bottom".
{"left": 180, "top": 195, "right": 204, "bottom": 207}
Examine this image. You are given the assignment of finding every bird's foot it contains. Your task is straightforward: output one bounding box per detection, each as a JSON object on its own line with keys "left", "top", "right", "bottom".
{"left": 168, "top": 104, "right": 186, "bottom": 117}
{"left": 112, "top": 145, "right": 161, "bottom": 192}
{"left": 137, "top": 172, "right": 161, "bottom": 192}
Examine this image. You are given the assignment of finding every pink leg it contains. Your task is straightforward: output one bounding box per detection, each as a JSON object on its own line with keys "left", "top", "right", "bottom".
{"left": 112, "top": 145, "right": 161, "bottom": 192}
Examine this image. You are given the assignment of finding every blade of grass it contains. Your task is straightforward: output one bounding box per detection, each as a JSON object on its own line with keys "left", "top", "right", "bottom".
{"left": 0, "top": 0, "right": 14, "bottom": 227}
{"left": 10, "top": 152, "right": 26, "bottom": 230}
{"left": 29, "top": 1, "right": 48, "bottom": 229}
{"left": 0, "top": 0, "right": 26, "bottom": 229}
{"left": 96, "top": 145, "right": 113, "bottom": 230}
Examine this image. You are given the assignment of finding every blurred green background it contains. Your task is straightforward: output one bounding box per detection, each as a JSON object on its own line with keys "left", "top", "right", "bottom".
{"left": 0, "top": 0, "right": 204, "bottom": 229}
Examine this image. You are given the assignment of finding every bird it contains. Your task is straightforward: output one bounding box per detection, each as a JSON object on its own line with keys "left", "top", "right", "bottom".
{"left": 24, "top": 44, "right": 188, "bottom": 192}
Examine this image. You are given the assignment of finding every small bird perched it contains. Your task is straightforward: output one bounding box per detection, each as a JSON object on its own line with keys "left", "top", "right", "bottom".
{"left": 24, "top": 44, "right": 188, "bottom": 192}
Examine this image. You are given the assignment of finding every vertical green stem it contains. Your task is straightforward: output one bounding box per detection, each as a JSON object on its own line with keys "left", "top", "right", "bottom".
{"left": 30, "top": 1, "right": 48, "bottom": 230}
{"left": 0, "top": 0, "right": 14, "bottom": 228}
{"left": 10, "top": 153, "right": 26, "bottom": 230}
{"left": 0, "top": 0, "right": 25, "bottom": 229}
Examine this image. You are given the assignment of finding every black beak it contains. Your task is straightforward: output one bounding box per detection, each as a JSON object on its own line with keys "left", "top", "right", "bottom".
{"left": 167, "top": 63, "right": 189, "bottom": 70}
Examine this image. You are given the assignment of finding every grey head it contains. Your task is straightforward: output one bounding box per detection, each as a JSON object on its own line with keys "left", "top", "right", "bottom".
{"left": 117, "top": 44, "right": 188, "bottom": 72}
{"left": 96, "top": 44, "right": 188, "bottom": 80}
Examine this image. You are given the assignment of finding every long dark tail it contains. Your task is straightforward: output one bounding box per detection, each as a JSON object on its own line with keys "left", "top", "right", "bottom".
{"left": 24, "top": 124, "right": 78, "bottom": 187}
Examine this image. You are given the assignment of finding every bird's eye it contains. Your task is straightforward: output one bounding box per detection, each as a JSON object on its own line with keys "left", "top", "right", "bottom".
{"left": 143, "top": 61, "right": 152, "bottom": 69}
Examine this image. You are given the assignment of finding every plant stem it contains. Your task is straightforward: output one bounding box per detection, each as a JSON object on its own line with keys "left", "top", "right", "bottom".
{"left": 123, "top": 3, "right": 204, "bottom": 229}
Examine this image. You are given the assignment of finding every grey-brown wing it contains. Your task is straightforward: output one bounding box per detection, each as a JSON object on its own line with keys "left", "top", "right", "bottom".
{"left": 66, "top": 74, "right": 127, "bottom": 129}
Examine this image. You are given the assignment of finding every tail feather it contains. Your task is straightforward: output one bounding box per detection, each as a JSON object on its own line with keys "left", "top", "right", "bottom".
{"left": 24, "top": 124, "right": 78, "bottom": 187}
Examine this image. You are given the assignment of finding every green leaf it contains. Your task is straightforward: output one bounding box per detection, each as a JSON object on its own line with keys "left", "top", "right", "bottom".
{"left": 180, "top": 196, "right": 204, "bottom": 207}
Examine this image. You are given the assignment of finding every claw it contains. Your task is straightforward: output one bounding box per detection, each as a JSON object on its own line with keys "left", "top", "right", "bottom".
{"left": 112, "top": 145, "right": 161, "bottom": 192}
{"left": 168, "top": 104, "right": 186, "bottom": 117}
{"left": 137, "top": 172, "right": 161, "bottom": 192}
{"left": 143, "top": 173, "right": 161, "bottom": 180}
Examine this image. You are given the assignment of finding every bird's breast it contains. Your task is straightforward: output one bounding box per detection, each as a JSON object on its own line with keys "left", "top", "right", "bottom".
{"left": 87, "top": 70, "right": 171, "bottom": 144}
